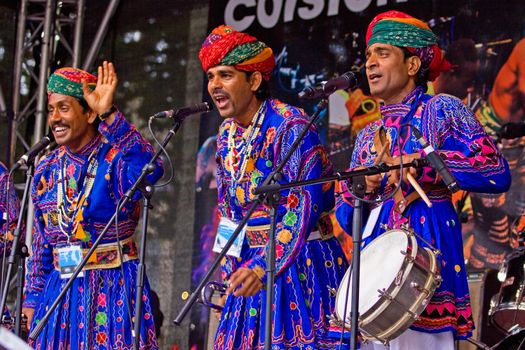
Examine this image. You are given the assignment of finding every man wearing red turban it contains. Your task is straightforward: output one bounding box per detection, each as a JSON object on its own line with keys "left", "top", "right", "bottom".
{"left": 200, "top": 25, "right": 347, "bottom": 349}
{"left": 336, "top": 11, "right": 510, "bottom": 350}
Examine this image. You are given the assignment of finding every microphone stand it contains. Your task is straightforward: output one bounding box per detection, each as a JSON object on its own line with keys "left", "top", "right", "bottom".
{"left": 174, "top": 99, "right": 329, "bottom": 350}
{"left": 29, "top": 115, "right": 185, "bottom": 350}
{"left": 0, "top": 165, "right": 32, "bottom": 336}
{"left": 350, "top": 178, "right": 365, "bottom": 350}
{"left": 133, "top": 166, "right": 155, "bottom": 350}
{"left": 253, "top": 159, "right": 427, "bottom": 350}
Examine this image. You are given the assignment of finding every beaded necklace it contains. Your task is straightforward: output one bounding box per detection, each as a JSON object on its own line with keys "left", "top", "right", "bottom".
{"left": 57, "top": 143, "right": 101, "bottom": 242}
{"left": 226, "top": 101, "right": 265, "bottom": 184}
{"left": 226, "top": 101, "right": 266, "bottom": 219}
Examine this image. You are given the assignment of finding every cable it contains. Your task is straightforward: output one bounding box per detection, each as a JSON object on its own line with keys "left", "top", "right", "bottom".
{"left": 148, "top": 117, "right": 174, "bottom": 188}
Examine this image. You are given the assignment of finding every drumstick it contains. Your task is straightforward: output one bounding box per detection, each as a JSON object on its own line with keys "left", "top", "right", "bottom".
{"left": 407, "top": 173, "right": 432, "bottom": 208}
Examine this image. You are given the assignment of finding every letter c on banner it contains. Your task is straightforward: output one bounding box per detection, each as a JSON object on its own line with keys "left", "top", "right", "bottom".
{"left": 225, "top": 0, "right": 256, "bottom": 32}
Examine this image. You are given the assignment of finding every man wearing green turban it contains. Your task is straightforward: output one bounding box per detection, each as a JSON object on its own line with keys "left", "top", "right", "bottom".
{"left": 22, "top": 62, "right": 164, "bottom": 349}
{"left": 335, "top": 11, "right": 510, "bottom": 350}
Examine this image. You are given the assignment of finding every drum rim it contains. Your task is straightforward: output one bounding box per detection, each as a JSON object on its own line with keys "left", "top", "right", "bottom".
{"left": 491, "top": 303, "right": 525, "bottom": 313}
{"left": 335, "top": 230, "right": 420, "bottom": 326}
{"left": 360, "top": 246, "right": 440, "bottom": 342}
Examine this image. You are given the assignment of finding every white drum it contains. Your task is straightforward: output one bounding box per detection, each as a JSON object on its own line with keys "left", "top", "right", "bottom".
{"left": 335, "top": 229, "right": 441, "bottom": 344}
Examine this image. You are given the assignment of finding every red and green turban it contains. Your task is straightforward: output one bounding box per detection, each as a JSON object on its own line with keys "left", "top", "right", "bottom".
{"left": 366, "top": 11, "right": 451, "bottom": 81}
{"left": 47, "top": 67, "right": 97, "bottom": 101}
{"left": 199, "top": 25, "right": 275, "bottom": 81}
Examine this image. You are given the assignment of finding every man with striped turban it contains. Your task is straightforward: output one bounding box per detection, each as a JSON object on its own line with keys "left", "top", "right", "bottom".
{"left": 22, "top": 62, "right": 163, "bottom": 349}
{"left": 200, "top": 25, "right": 347, "bottom": 349}
{"left": 335, "top": 11, "right": 510, "bottom": 350}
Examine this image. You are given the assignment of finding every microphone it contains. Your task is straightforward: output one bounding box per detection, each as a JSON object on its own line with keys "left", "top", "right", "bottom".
{"left": 151, "top": 102, "right": 212, "bottom": 119}
{"left": 412, "top": 126, "right": 460, "bottom": 193}
{"left": 496, "top": 122, "right": 525, "bottom": 140}
{"left": 298, "top": 71, "right": 359, "bottom": 99}
{"left": 11, "top": 136, "right": 54, "bottom": 171}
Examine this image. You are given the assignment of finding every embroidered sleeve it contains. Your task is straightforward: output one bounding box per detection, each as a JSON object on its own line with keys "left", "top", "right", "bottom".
{"left": 23, "top": 171, "right": 54, "bottom": 309}
{"left": 99, "top": 112, "right": 164, "bottom": 201}
{"left": 421, "top": 95, "right": 511, "bottom": 193}
{"left": 334, "top": 127, "right": 376, "bottom": 236}
{"left": 243, "top": 118, "right": 328, "bottom": 277}
{"left": 0, "top": 167, "right": 21, "bottom": 256}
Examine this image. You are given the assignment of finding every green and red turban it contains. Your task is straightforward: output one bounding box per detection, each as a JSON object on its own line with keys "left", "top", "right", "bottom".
{"left": 199, "top": 25, "right": 275, "bottom": 81}
{"left": 47, "top": 67, "right": 97, "bottom": 101}
{"left": 366, "top": 11, "right": 451, "bottom": 81}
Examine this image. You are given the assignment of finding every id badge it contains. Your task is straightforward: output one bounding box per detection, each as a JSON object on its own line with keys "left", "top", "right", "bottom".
{"left": 57, "top": 244, "right": 84, "bottom": 279}
{"left": 213, "top": 217, "right": 246, "bottom": 258}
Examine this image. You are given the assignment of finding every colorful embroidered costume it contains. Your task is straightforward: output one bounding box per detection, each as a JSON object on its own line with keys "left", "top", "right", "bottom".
{"left": 336, "top": 87, "right": 511, "bottom": 339}
{"left": 0, "top": 162, "right": 21, "bottom": 256}
{"left": 23, "top": 67, "right": 163, "bottom": 350}
{"left": 215, "top": 98, "right": 347, "bottom": 349}
{"left": 0, "top": 161, "right": 21, "bottom": 325}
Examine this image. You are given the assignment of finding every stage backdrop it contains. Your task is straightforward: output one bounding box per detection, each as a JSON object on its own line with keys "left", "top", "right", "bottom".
{"left": 191, "top": 0, "right": 525, "bottom": 348}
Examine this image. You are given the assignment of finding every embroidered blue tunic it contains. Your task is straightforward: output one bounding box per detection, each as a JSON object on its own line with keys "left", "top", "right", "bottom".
{"left": 335, "top": 88, "right": 511, "bottom": 339}
{"left": 215, "top": 98, "right": 347, "bottom": 349}
{"left": 0, "top": 162, "right": 21, "bottom": 256}
{"left": 0, "top": 161, "right": 21, "bottom": 325}
{"left": 24, "top": 113, "right": 163, "bottom": 350}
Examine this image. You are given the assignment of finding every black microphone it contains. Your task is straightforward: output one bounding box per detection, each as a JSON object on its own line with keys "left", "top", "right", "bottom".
{"left": 298, "top": 72, "right": 359, "bottom": 99}
{"left": 151, "top": 102, "right": 212, "bottom": 119}
{"left": 11, "top": 136, "right": 54, "bottom": 171}
{"left": 497, "top": 122, "right": 525, "bottom": 140}
{"left": 412, "top": 126, "right": 460, "bottom": 193}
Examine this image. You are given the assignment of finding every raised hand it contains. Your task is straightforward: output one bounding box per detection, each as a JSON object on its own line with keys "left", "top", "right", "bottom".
{"left": 82, "top": 61, "right": 118, "bottom": 118}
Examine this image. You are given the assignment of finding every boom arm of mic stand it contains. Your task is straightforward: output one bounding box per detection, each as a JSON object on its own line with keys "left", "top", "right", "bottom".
{"left": 29, "top": 118, "right": 180, "bottom": 341}
{"left": 253, "top": 160, "right": 426, "bottom": 195}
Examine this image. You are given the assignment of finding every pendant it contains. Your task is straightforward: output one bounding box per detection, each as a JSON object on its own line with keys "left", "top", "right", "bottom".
{"left": 74, "top": 222, "right": 87, "bottom": 241}
{"left": 229, "top": 185, "right": 236, "bottom": 198}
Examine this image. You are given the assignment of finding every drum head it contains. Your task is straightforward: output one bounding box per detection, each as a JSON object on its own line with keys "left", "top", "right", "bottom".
{"left": 336, "top": 229, "right": 411, "bottom": 320}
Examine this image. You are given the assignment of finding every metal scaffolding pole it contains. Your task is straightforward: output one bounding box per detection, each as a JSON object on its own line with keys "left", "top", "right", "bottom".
{"left": 34, "top": 0, "right": 56, "bottom": 144}
{"left": 72, "top": 0, "right": 85, "bottom": 68}
{"left": 9, "top": 0, "right": 29, "bottom": 166}
{"left": 82, "top": 0, "right": 120, "bottom": 71}
{"left": 7, "top": 0, "right": 118, "bottom": 247}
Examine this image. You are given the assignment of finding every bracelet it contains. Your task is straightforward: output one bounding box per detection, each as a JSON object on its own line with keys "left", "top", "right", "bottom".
{"left": 98, "top": 105, "right": 118, "bottom": 120}
{"left": 252, "top": 266, "right": 265, "bottom": 281}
